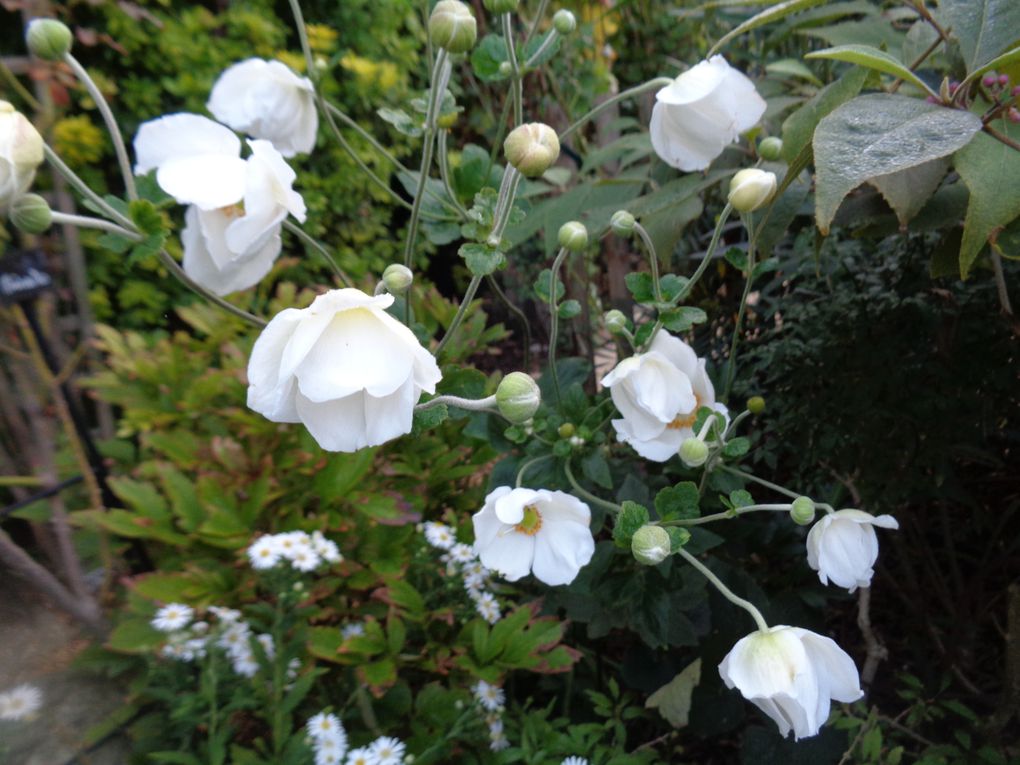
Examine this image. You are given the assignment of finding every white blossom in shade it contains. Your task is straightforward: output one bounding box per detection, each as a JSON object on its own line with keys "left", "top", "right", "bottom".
{"left": 132, "top": 114, "right": 306, "bottom": 295}
{"left": 248, "top": 535, "right": 282, "bottom": 569}
{"left": 307, "top": 711, "right": 342, "bottom": 740}
{"left": 152, "top": 603, "right": 194, "bottom": 632}
{"left": 0, "top": 101, "right": 44, "bottom": 209}
{"left": 472, "top": 487, "right": 595, "bottom": 586}
{"left": 246, "top": 288, "right": 442, "bottom": 452}
{"left": 489, "top": 728, "right": 509, "bottom": 752}
{"left": 424, "top": 521, "right": 456, "bottom": 550}
{"left": 344, "top": 747, "right": 372, "bottom": 765}
{"left": 315, "top": 750, "right": 343, "bottom": 765}
{"left": 562, "top": 758, "right": 589, "bottom": 765}
{"left": 311, "top": 531, "right": 343, "bottom": 563}
{"left": 601, "top": 331, "right": 727, "bottom": 462}
{"left": 290, "top": 544, "right": 322, "bottom": 572}
{"left": 256, "top": 633, "right": 275, "bottom": 660}
{"left": 0, "top": 684, "right": 42, "bottom": 721}
{"left": 209, "top": 606, "right": 242, "bottom": 623}
{"left": 184, "top": 638, "right": 209, "bottom": 660}
{"left": 449, "top": 542, "right": 476, "bottom": 565}
{"left": 207, "top": 58, "right": 318, "bottom": 157}
{"left": 368, "top": 736, "right": 405, "bottom": 765}
{"left": 473, "top": 680, "right": 505, "bottom": 712}
{"left": 718, "top": 625, "right": 863, "bottom": 740}
{"left": 806, "top": 509, "right": 899, "bottom": 592}
{"left": 341, "top": 623, "right": 365, "bottom": 640}
{"left": 474, "top": 592, "right": 501, "bottom": 624}
{"left": 649, "top": 56, "right": 767, "bottom": 171}
{"left": 463, "top": 571, "right": 488, "bottom": 595}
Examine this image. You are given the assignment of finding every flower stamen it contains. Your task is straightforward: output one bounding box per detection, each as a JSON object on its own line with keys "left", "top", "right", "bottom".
{"left": 514, "top": 504, "right": 543, "bottom": 536}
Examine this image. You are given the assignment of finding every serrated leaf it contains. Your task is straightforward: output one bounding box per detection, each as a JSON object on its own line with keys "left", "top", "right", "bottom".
{"left": 655, "top": 482, "right": 700, "bottom": 522}
{"left": 813, "top": 94, "right": 982, "bottom": 234}
{"left": 646, "top": 659, "right": 701, "bottom": 728}
{"left": 580, "top": 451, "right": 613, "bottom": 489}
{"left": 458, "top": 243, "right": 505, "bottom": 275}
{"left": 659, "top": 306, "right": 707, "bottom": 333}
{"left": 938, "top": 0, "right": 1020, "bottom": 75}
{"left": 729, "top": 489, "right": 754, "bottom": 508}
{"left": 805, "top": 45, "right": 936, "bottom": 97}
{"left": 624, "top": 272, "right": 654, "bottom": 303}
{"left": 658, "top": 274, "right": 689, "bottom": 301}
{"left": 97, "top": 232, "right": 133, "bottom": 255}
{"left": 666, "top": 527, "right": 691, "bottom": 552}
{"left": 613, "top": 501, "right": 649, "bottom": 548}
{"left": 470, "top": 34, "right": 509, "bottom": 82}
{"left": 723, "top": 437, "right": 751, "bottom": 458}
{"left": 412, "top": 404, "right": 449, "bottom": 434}
{"left": 558, "top": 299, "right": 581, "bottom": 319}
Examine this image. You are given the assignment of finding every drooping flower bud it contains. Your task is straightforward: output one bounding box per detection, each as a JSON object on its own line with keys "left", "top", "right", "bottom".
{"left": 631, "top": 524, "right": 671, "bottom": 566}
{"left": 429, "top": 0, "right": 477, "bottom": 54}
{"left": 605, "top": 309, "right": 628, "bottom": 334}
{"left": 558, "top": 221, "right": 588, "bottom": 252}
{"left": 382, "top": 263, "right": 413, "bottom": 295}
{"left": 496, "top": 372, "right": 541, "bottom": 424}
{"left": 679, "top": 437, "right": 709, "bottom": 468}
{"left": 552, "top": 9, "right": 577, "bottom": 35}
{"left": 483, "top": 0, "right": 520, "bottom": 13}
{"left": 747, "top": 395, "right": 765, "bottom": 415}
{"left": 790, "top": 496, "right": 816, "bottom": 526}
{"left": 609, "top": 209, "right": 635, "bottom": 236}
{"left": 758, "top": 136, "right": 783, "bottom": 161}
{"left": 9, "top": 193, "right": 52, "bottom": 233}
{"left": 25, "top": 18, "right": 72, "bottom": 61}
{"left": 504, "top": 123, "right": 559, "bottom": 177}
{"left": 728, "top": 168, "right": 777, "bottom": 213}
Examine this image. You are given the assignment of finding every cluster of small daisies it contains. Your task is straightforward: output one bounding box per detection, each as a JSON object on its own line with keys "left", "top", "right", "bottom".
{"left": 248, "top": 530, "right": 342, "bottom": 572}
{"left": 0, "top": 683, "right": 42, "bottom": 721}
{"left": 473, "top": 680, "right": 508, "bottom": 752}
{"left": 305, "top": 711, "right": 406, "bottom": 765}
{"left": 422, "top": 521, "right": 501, "bottom": 624}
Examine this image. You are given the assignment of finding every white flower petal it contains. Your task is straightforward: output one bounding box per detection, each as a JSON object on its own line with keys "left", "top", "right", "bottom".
{"left": 295, "top": 391, "right": 367, "bottom": 452}
{"left": 530, "top": 517, "right": 594, "bottom": 585}
{"left": 133, "top": 113, "right": 240, "bottom": 174}
{"left": 478, "top": 530, "right": 534, "bottom": 582}
{"left": 182, "top": 207, "right": 282, "bottom": 295}
{"left": 156, "top": 154, "right": 246, "bottom": 209}
{"left": 246, "top": 307, "right": 304, "bottom": 422}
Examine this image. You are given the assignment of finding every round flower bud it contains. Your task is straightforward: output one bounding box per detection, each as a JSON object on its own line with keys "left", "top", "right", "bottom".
{"left": 25, "top": 18, "right": 72, "bottom": 61}
{"left": 609, "top": 209, "right": 635, "bottom": 236}
{"left": 557, "top": 422, "right": 575, "bottom": 439}
{"left": 679, "top": 437, "right": 709, "bottom": 468}
{"left": 631, "top": 525, "right": 671, "bottom": 566}
{"left": 498, "top": 61, "right": 513, "bottom": 78}
{"left": 747, "top": 395, "right": 765, "bottom": 415}
{"left": 483, "top": 0, "right": 520, "bottom": 13}
{"left": 382, "top": 263, "right": 413, "bottom": 295}
{"left": 9, "top": 193, "right": 52, "bottom": 234}
{"left": 758, "top": 136, "right": 783, "bottom": 161}
{"left": 558, "top": 221, "right": 588, "bottom": 252}
{"left": 728, "top": 168, "right": 777, "bottom": 213}
{"left": 429, "top": 0, "right": 477, "bottom": 54}
{"left": 605, "top": 309, "right": 628, "bottom": 334}
{"left": 790, "top": 496, "right": 816, "bottom": 526}
{"left": 496, "top": 372, "right": 541, "bottom": 424}
{"left": 504, "top": 122, "right": 560, "bottom": 177}
{"left": 552, "top": 9, "right": 577, "bottom": 35}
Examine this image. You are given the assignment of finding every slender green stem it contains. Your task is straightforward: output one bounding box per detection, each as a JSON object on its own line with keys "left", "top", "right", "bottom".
{"left": 722, "top": 408, "right": 751, "bottom": 441}
{"left": 522, "top": 0, "right": 550, "bottom": 47}
{"left": 0, "top": 59, "right": 40, "bottom": 111}
{"left": 524, "top": 29, "right": 560, "bottom": 69}
{"left": 675, "top": 546, "right": 770, "bottom": 632}
{"left": 63, "top": 53, "right": 136, "bottom": 201}
{"left": 270, "top": 601, "right": 285, "bottom": 756}
{"left": 486, "top": 95, "right": 513, "bottom": 177}
{"left": 325, "top": 101, "right": 410, "bottom": 172}
{"left": 157, "top": 250, "right": 267, "bottom": 327}
{"left": 433, "top": 274, "right": 483, "bottom": 359}
{"left": 49, "top": 211, "right": 139, "bottom": 239}
{"left": 204, "top": 648, "right": 222, "bottom": 764}
{"left": 516, "top": 455, "right": 553, "bottom": 487}
{"left": 546, "top": 246, "right": 570, "bottom": 405}
{"left": 564, "top": 458, "right": 622, "bottom": 515}
{"left": 415, "top": 393, "right": 497, "bottom": 412}
{"left": 438, "top": 129, "right": 468, "bottom": 217}
{"left": 487, "top": 274, "right": 532, "bottom": 369}
{"left": 487, "top": 167, "right": 522, "bottom": 246}
{"left": 724, "top": 219, "right": 756, "bottom": 399}
{"left": 662, "top": 503, "right": 791, "bottom": 527}
{"left": 559, "top": 77, "right": 673, "bottom": 141}
{"left": 719, "top": 465, "right": 800, "bottom": 501}
{"left": 43, "top": 144, "right": 131, "bottom": 227}
{"left": 283, "top": 220, "right": 352, "bottom": 286}
{"left": 632, "top": 222, "right": 663, "bottom": 302}
{"left": 502, "top": 13, "right": 523, "bottom": 126}
{"left": 679, "top": 203, "right": 733, "bottom": 303}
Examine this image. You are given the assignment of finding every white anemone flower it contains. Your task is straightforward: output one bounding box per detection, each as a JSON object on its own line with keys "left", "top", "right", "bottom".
{"left": 472, "top": 486, "right": 595, "bottom": 586}
{"left": 207, "top": 58, "right": 318, "bottom": 158}
{"left": 0, "top": 101, "right": 44, "bottom": 209}
{"left": 0, "top": 683, "right": 42, "bottom": 721}
{"left": 133, "top": 113, "right": 306, "bottom": 295}
{"left": 806, "top": 509, "right": 899, "bottom": 592}
{"left": 719, "top": 625, "right": 863, "bottom": 740}
{"left": 601, "top": 331, "right": 726, "bottom": 462}
{"left": 246, "top": 288, "right": 442, "bottom": 452}
{"left": 650, "top": 56, "right": 767, "bottom": 171}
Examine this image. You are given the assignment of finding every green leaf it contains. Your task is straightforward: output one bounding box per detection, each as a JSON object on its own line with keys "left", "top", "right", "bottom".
{"left": 961, "top": 45, "right": 1020, "bottom": 88}
{"left": 869, "top": 157, "right": 950, "bottom": 227}
{"left": 781, "top": 67, "right": 869, "bottom": 164}
{"left": 613, "top": 501, "right": 650, "bottom": 548}
{"left": 580, "top": 451, "right": 613, "bottom": 489}
{"left": 107, "top": 618, "right": 162, "bottom": 654}
{"left": 624, "top": 272, "right": 654, "bottom": 303}
{"left": 938, "top": 0, "right": 1020, "bottom": 74}
{"left": 558, "top": 299, "right": 581, "bottom": 319}
{"left": 533, "top": 268, "right": 566, "bottom": 302}
{"left": 666, "top": 527, "right": 691, "bottom": 552}
{"left": 709, "top": 0, "right": 831, "bottom": 56}
{"left": 470, "top": 34, "right": 509, "bottom": 81}
{"left": 645, "top": 659, "right": 701, "bottom": 728}
{"left": 658, "top": 274, "right": 690, "bottom": 301}
{"left": 954, "top": 121, "right": 1020, "bottom": 278}
{"left": 766, "top": 58, "right": 822, "bottom": 86}
{"left": 654, "top": 482, "right": 700, "bottom": 522}
{"left": 813, "top": 94, "right": 982, "bottom": 234}
{"left": 412, "top": 403, "right": 449, "bottom": 434}
{"left": 659, "top": 306, "right": 707, "bottom": 333}
{"left": 723, "top": 437, "right": 751, "bottom": 458}
{"left": 377, "top": 107, "right": 422, "bottom": 137}
{"left": 96, "top": 231, "right": 132, "bottom": 255}
{"left": 458, "top": 243, "right": 505, "bottom": 275}
{"left": 128, "top": 198, "right": 166, "bottom": 236}
{"left": 728, "top": 489, "right": 754, "bottom": 508}
{"left": 805, "top": 45, "right": 936, "bottom": 97}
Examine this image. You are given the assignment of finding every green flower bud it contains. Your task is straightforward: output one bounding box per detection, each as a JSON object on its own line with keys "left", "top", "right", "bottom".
{"left": 557, "top": 220, "right": 588, "bottom": 252}
{"left": 727, "top": 168, "right": 777, "bottom": 213}
{"left": 790, "top": 496, "right": 816, "bottom": 526}
{"left": 429, "top": 0, "right": 477, "bottom": 54}
{"left": 382, "top": 263, "right": 413, "bottom": 294}
{"left": 758, "top": 136, "right": 783, "bottom": 162}
{"left": 552, "top": 9, "right": 577, "bottom": 35}
{"left": 605, "top": 309, "right": 628, "bottom": 334}
{"left": 25, "top": 18, "right": 72, "bottom": 61}
{"left": 9, "top": 193, "right": 52, "bottom": 234}
{"left": 557, "top": 422, "right": 575, "bottom": 439}
{"left": 679, "top": 437, "right": 709, "bottom": 468}
{"left": 504, "top": 122, "right": 559, "bottom": 177}
{"left": 609, "top": 209, "right": 635, "bottom": 236}
{"left": 496, "top": 372, "right": 541, "bottom": 424}
{"left": 498, "top": 61, "right": 513, "bottom": 78}
{"left": 747, "top": 395, "right": 765, "bottom": 415}
{"left": 483, "top": 0, "right": 520, "bottom": 13}
{"left": 631, "top": 525, "right": 671, "bottom": 566}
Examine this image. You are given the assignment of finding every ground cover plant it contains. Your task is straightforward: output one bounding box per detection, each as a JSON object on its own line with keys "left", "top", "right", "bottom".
{"left": 1, "top": 1, "right": 1018, "bottom": 764}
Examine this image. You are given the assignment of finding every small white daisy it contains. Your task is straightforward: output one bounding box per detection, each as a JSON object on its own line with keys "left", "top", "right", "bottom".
{"left": 290, "top": 545, "right": 322, "bottom": 572}
{"left": 276, "top": 531, "right": 310, "bottom": 559}
{"left": 0, "top": 684, "right": 42, "bottom": 721}
{"left": 473, "top": 680, "right": 505, "bottom": 712}
{"left": 423, "top": 521, "right": 455, "bottom": 550}
{"left": 474, "top": 592, "right": 501, "bottom": 624}
{"left": 307, "top": 711, "right": 343, "bottom": 740}
{"left": 311, "top": 531, "right": 343, "bottom": 563}
{"left": 151, "top": 603, "right": 193, "bottom": 632}
{"left": 315, "top": 750, "right": 342, "bottom": 765}
{"left": 449, "top": 543, "right": 475, "bottom": 564}
{"left": 208, "top": 606, "right": 242, "bottom": 623}
{"left": 344, "top": 747, "right": 373, "bottom": 765}
{"left": 489, "top": 729, "right": 509, "bottom": 752}
{"left": 218, "top": 622, "right": 251, "bottom": 654}
{"left": 341, "top": 623, "right": 365, "bottom": 640}
{"left": 369, "top": 735, "right": 405, "bottom": 765}
{"left": 248, "top": 536, "right": 282, "bottom": 569}
{"left": 184, "top": 638, "right": 208, "bottom": 660}
{"left": 231, "top": 651, "right": 259, "bottom": 677}
{"left": 562, "top": 757, "right": 589, "bottom": 765}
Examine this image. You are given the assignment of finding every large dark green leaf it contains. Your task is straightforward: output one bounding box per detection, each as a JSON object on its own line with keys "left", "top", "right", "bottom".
{"left": 938, "top": 0, "right": 1020, "bottom": 74}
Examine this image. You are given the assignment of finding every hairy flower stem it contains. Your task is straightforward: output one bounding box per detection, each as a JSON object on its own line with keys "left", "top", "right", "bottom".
{"left": 662, "top": 503, "right": 792, "bottom": 527}
{"left": 63, "top": 53, "right": 137, "bottom": 201}
{"left": 43, "top": 145, "right": 131, "bottom": 227}
{"left": 524, "top": 30, "right": 559, "bottom": 69}
{"left": 632, "top": 221, "right": 664, "bottom": 302}
{"left": 546, "top": 246, "right": 570, "bottom": 406}
{"left": 676, "top": 546, "right": 770, "bottom": 632}
{"left": 283, "top": 220, "right": 352, "bottom": 287}
{"left": 559, "top": 77, "right": 674, "bottom": 141}
{"left": 49, "top": 211, "right": 140, "bottom": 239}
{"left": 563, "top": 458, "right": 621, "bottom": 515}
{"left": 487, "top": 166, "right": 522, "bottom": 246}
{"left": 415, "top": 393, "right": 497, "bottom": 413}
{"left": 502, "top": 13, "right": 523, "bottom": 126}
{"left": 433, "top": 274, "right": 483, "bottom": 358}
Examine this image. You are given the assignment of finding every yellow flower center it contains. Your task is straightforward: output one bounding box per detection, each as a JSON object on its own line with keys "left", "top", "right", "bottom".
{"left": 514, "top": 504, "right": 543, "bottom": 536}
{"left": 667, "top": 394, "right": 702, "bottom": 430}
